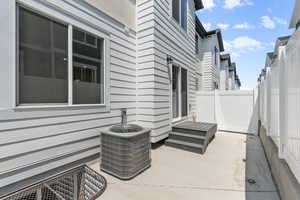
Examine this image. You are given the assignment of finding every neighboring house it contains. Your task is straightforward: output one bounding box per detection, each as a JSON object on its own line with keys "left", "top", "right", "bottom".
{"left": 260, "top": 36, "right": 290, "bottom": 137}
{"left": 265, "top": 52, "right": 276, "bottom": 68}
{"left": 195, "top": 26, "right": 225, "bottom": 91}
{"left": 255, "top": 4, "right": 300, "bottom": 195}
{"left": 274, "top": 36, "right": 291, "bottom": 52}
{"left": 264, "top": 36, "right": 290, "bottom": 71}
{"left": 220, "top": 54, "right": 231, "bottom": 90}
{"left": 194, "top": 17, "right": 207, "bottom": 91}
{"left": 194, "top": 21, "right": 241, "bottom": 91}
{"left": 0, "top": 0, "right": 206, "bottom": 194}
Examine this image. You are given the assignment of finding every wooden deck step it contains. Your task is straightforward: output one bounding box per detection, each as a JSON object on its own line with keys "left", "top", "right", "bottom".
{"left": 169, "top": 132, "right": 206, "bottom": 144}
{"left": 165, "top": 139, "right": 204, "bottom": 154}
{"left": 165, "top": 121, "right": 217, "bottom": 154}
{"left": 171, "top": 128, "right": 207, "bottom": 136}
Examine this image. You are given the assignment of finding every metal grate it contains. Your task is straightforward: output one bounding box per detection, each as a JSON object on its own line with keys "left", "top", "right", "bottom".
{"left": 2, "top": 165, "right": 106, "bottom": 200}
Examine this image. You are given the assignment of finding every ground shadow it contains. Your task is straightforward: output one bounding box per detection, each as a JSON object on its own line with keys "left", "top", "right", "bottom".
{"left": 244, "top": 133, "right": 280, "bottom": 200}
{"left": 151, "top": 139, "right": 166, "bottom": 150}
{"left": 247, "top": 91, "right": 260, "bottom": 135}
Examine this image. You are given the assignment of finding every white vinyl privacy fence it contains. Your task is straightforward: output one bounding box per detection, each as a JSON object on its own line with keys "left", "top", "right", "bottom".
{"left": 196, "top": 90, "right": 258, "bottom": 134}
{"left": 259, "top": 29, "right": 300, "bottom": 183}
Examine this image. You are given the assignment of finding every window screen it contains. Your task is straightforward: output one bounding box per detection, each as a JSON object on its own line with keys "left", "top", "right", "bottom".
{"left": 19, "top": 7, "right": 68, "bottom": 104}
{"left": 172, "top": 0, "right": 180, "bottom": 23}
{"left": 73, "top": 28, "right": 104, "bottom": 104}
{"left": 181, "top": 0, "right": 187, "bottom": 30}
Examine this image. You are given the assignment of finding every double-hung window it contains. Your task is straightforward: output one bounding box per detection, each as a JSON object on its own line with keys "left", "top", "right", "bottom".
{"left": 18, "top": 7, "right": 105, "bottom": 106}
{"left": 172, "top": 0, "right": 188, "bottom": 30}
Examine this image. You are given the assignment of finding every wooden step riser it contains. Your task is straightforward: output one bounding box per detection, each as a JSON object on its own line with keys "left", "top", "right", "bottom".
{"left": 169, "top": 134, "right": 206, "bottom": 145}
{"left": 172, "top": 128, "right": 207, "bottom": 136}
{"left": 165, "top": 141, "right": 204, "bottom": 154}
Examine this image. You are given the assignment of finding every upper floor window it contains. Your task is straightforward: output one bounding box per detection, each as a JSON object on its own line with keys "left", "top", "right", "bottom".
{"left": 172, "top": 0, "right": 188, "bottom": 30}
{"left": 18, "top": 7, "right": 105, "bottom": 106}
{"left": 195, "top": 34, "right": 199, "bottom": 54}
{"left": 214, "top": 46, "right": 219, "bottom": 66}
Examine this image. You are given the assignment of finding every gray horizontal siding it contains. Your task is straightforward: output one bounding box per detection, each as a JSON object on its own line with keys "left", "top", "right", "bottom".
{"left": 136, "top": 0, "right": 197, "bottom": 142}
{"left": 1, "top": 0, "right": 201, "bottom": 192}
{"left": 136, "top": 0, "right": 156, "bottom": 135}
{"left": 201, "top": 52, "right": 215, "bottom": 91}
{"left": 0, "top": 0, "right": 137, "bottom": 192}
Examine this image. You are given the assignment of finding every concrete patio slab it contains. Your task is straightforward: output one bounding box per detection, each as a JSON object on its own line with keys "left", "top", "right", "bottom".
{"left": 90, "top": 131, "right": 280, "bottom": 200}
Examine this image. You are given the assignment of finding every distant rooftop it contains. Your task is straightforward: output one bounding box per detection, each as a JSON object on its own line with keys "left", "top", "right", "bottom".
{"left": 206, "top": 29, "right": 225, "bottom": 52}
{"left": 195, "top": 16, "right": 225, "bottom": 52}
{"left": 229, "top": 63, "right": 236, "bottom": 72}
{"left": 275, "top": 35, "right": 291, "bottom": 49}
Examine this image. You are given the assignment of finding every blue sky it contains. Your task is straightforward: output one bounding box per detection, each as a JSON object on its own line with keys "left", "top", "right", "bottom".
{"left": 196, "top": 0, "right": 295, "bottom": 88}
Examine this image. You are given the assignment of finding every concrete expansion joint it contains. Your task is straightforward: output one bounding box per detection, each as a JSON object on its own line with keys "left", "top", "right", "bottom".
{"left": 107, "top": 182, "right": 278, "bottom": 193}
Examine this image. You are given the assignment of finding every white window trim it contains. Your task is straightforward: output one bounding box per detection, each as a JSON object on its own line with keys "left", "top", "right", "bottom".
{"left": 68, "top": 24, "right": 74, "bottom": 106}
{"left": 171, "top": 63, "right": 189, "bottom": 123}
{"left": 14, "top": 1, "right": 111, "bottom": 111}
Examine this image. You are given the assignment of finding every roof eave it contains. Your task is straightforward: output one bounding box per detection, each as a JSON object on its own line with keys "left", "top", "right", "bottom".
{"left": 195, "top": 0, "right": 204, "bottom": 10}
{"left": 195, "top": 17, "right": 207, "bottom": 38}
{"left": 206, "top": 29, "right": 225, "bottom": 52}
{"left": 220, "top": 54, "right": 231, "bottom": 65}
{"left": 217, "top": 31, "right": 225, "bottom": 52}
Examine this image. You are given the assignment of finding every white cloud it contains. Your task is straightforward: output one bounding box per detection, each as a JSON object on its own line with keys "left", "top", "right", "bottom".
{"left": 273, "top": 17, "right": 288, "bottom": 25}
{"left": 231, "top": 52, "right": 241, "bottom": 58}
{"left": 203, "top": 23, "right": 212, "bottom": 30}
{"left": 217, "top": 23, "right": 230, "bottom": 30}
{"left": 202, "top": 0, "right": 215, "bottom": 9}
{"left": 260, "top": 16, "right": 287, "bottom": 29}
{"left": 233, "top": 22, "right": 254, "bottom": 29}
{"left": 223, "top": 0, "right": 241, "bottom": 9}
{"left": 223, "top": 0, "right": 253, "bottom": 9}
{"left": 244, "top": 0, "right": 254, "bottom": 5}
{"left": 267, "top": 8, "right": 272, "bottom": 13}
{"left": 231, "top": 36, "right": 262, "bottom": 52}
{"left": 225, "top": 36, "right": 263, "bottom": 53}
{"left": 261, "top": 16, "right": 276, "bottom": 29}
